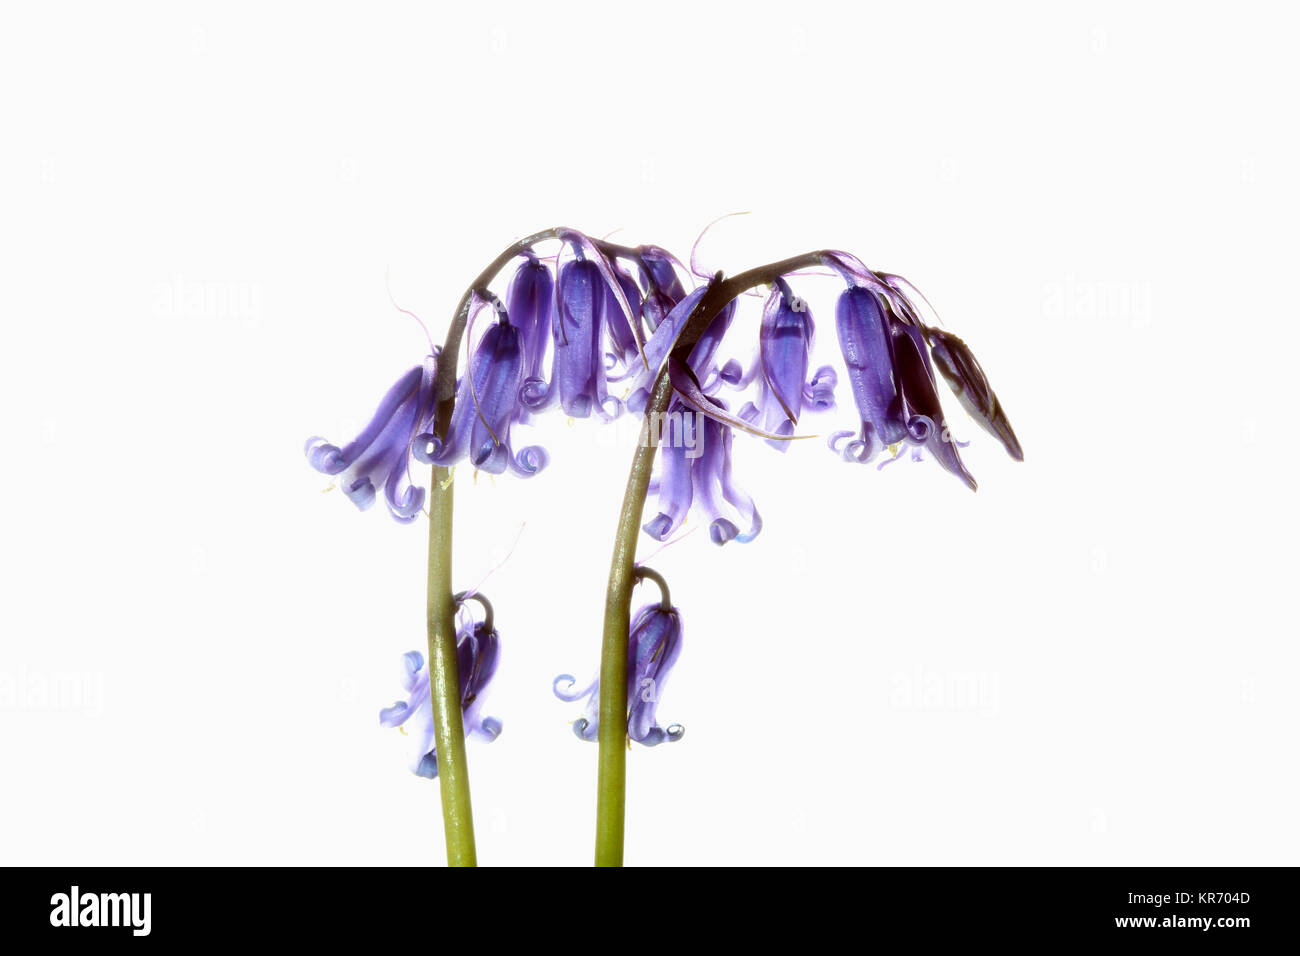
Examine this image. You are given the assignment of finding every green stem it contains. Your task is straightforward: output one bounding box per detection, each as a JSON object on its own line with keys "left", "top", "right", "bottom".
{"left": 419, "top": 228, "right": 705, "bottom": 866}
{"left": 595, "top": 373, "right": 675, "bottom": 867}
{"left": 420, "top": 229, "right": 565, "bottom": 867}
{"left": 593, "top": 252, "right": 828, "bottom": 867}
{"left": 425, "top": 465, "right": 476, "bottom": 866}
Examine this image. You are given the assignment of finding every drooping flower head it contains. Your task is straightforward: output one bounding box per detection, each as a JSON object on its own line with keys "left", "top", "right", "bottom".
{"left": 380, "top": 591, "right": 502, "bottom": 779}
{"left": 815, "top": 251, "right": 1021, "bottom": 486}
{"left": 554, "top": 567, "right": 684, "bottom": 747}
{"left": 305, "top": 354, "right": 437, "bottom": 522}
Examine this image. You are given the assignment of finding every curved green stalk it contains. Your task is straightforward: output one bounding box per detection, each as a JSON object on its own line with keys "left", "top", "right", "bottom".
{"left": 425, "top": 465, "right": 475, "bottom": 865}
{"left": 595, "top": 374, "right": 675, "bottom": 866}
{"left": 422, "top": 227, "right": 644, "bottom": 865}
{"left": 593, "top": 253, "right": 826, "bottom": 867}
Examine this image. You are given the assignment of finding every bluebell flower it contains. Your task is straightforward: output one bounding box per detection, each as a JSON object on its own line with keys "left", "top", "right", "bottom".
{"left": 619, "top": 250, "right": 1020, "bottom": 543}
{"left": 887, "top": 306, "right": 976, "bottom": 489}
{"left": 832, "top": 284, "right": 909, "bottom": 463}
{"left": 738, "top": 278, "right": 838, "bottom": 450}
{"left": 643, "top": 392, "right": 761, "bottom": 545}
{"left": 504, "top": 255, "right": 555, "bottom": 422}
{"left": 625, "top": 285, "right": 711, "bottom": 413}
{"left": 533, "top": 255, "right": 621, "bottom": 420}
{"left": 637, "top": 244, "right": 689, "bottom": 305}
{"left": 554, "top": 570, "right": 684, "bottom": 746}
{"left": 615, "top": 245, "right": 689, "bottom": 336}
{"left": 604, "top": 263, "right": 646, "bottom": 370}
{"left": 380, "top": 593, "right": 502, "bottom": 779}
{"left": 925, "top": 326, "right": 1023, "bottom": 461}
{"left": 825, "top": 277, "right": 985, "bottom": 488}
{"left": 305, "top": 355, "right": 437, "bottom": 522}
{"left": 414, "top": 302, "right": 549, "bottom": 477}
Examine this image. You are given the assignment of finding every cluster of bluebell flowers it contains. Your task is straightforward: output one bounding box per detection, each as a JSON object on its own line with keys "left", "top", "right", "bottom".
{"left": 305, "top": 235, "right": 693, "bottom": 512}
{"left": 379, "top": 592, "right": 501, "bottom": 778}
{"left": 307, "top": 227, "right": 1021, "bottom": 768}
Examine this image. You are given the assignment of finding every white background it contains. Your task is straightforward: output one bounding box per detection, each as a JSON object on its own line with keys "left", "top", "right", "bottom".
{"left": 2, "top": 2, "right": 1296, "bottom": 866}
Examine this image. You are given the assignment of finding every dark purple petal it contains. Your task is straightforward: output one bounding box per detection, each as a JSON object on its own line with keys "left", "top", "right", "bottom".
{"left": 459, "top": 622, "right": 500, "bottom": 741}
{"left": 760, "top": 278, "right": 813, "bottom": 424}
{"left": 891, "top": 318, "right": 977, "bottom": 491}
{"left": 605, "top": 265, "right": 645, "bottom": 366}
{"left": 505, "top": 256, "right": 555, "bottom": 396}
{"left": 639, "top": 285, "right": 708, "bottom": 376}
{"left": 926, "top": 327, "right": 1023, "bottom": 461}
{"left": 637, "top": 245, "right": 688, "bottom": 303}
{"left": 642, "top": 288, "right": 676, "bottom": 331}
{"left": 467, "top": 320, "right": 525, "bottom": 474}
{"left": 686, "top": 295, "right": 737, "bottom": 379}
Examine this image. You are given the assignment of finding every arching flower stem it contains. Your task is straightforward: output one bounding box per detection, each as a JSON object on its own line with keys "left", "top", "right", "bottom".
{"left": 594, "top": 252, "right": 826, "bottom": 867}
{"left": 425, "top": 228, "right": 660, "bottom": 865}
{"left": 424, "top": 228, "right": 558, "bottom": 867}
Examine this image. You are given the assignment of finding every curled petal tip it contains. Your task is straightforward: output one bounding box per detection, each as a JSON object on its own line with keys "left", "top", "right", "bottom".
{"left": 410, "top": 432, "right": 439, "bottom": 465}
{"left": 378, "top": 702, "right": 409, "bottom": 728}
{"left": 642, "top": 513, "right": 675, "bottom": 541}
{"left": 414, "top": 752, "right": 438, "bottom": 779}
{"left": 509, "top": 444, "right": 549, "bottom": 477}
{"left": 709, "top": 518, "right": 739, "bottom": 546}
{"left": 304, "top": 437, "right": 347, "bottom": 475}
{"left": 343, "top": 477, "right": 377, "bottom": 510}
{"left": 552, "top": 674, "right": 595, "bottom": 702}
